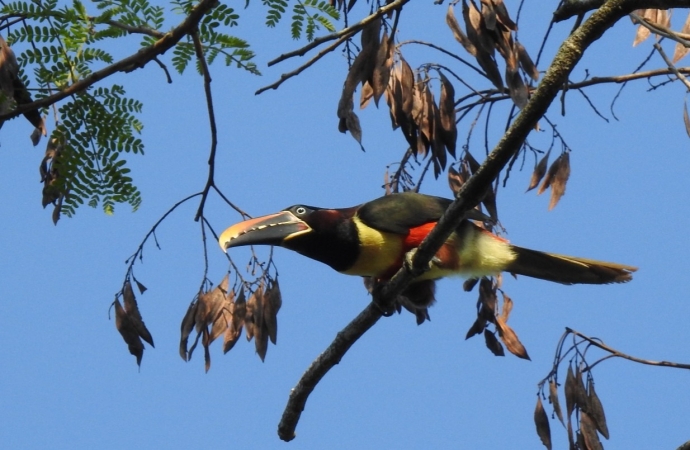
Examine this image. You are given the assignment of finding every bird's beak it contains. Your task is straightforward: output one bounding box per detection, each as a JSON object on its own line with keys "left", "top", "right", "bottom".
{"left": 219, "top": 211, "right": 312, "bottom": 252}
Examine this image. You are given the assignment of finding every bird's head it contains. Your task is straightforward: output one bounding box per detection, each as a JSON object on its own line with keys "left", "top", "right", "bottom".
{"left": 219, "top": 204, "right": 359, "bottom": 272}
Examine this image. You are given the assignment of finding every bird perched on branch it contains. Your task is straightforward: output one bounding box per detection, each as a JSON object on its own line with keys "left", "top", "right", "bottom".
{"left": 219, "top": 192, "right": 636, "bottom": 314}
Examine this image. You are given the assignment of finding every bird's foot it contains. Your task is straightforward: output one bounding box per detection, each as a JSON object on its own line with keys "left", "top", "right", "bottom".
{"left": 404, "top": 248, "right": 442, "bottom": 274}
{"left": 369, "top": 279, "right": 397, "bottom": 317}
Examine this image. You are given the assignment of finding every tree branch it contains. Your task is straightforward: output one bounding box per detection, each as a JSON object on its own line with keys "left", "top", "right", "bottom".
{"left": 0, "top": 0, "right": 219, "bottom": 123}
{"left": 566, "top": 327, "right": 690, "bottom": 370}
{"left": 553, "top": 0, "right": 690, "bottom": 23}
{"left": 278, "top": 0, "right": 645, "bottom": 441}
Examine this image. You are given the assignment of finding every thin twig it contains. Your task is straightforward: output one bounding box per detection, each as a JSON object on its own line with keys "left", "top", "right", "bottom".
{"left": 267, "top": 0, "right": 410, "bottom": 67}
{"left": 256, "top": 34, "right": 348, "bottom": 95}
{"left": 566, "top": 328, "right": 690, "bottom": 370}
{"left": 654, "top": 42, "right": 690, "bottom": 91}
{"left": 192, "top": 31, "right": 219, "bottom": 222}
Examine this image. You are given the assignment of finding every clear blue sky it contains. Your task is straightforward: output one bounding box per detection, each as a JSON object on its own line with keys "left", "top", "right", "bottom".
{"left": 1, "top": 2, "right": 689, "bottom": 449}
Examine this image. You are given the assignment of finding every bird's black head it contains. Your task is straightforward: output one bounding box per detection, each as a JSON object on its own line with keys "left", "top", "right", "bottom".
{"left": 219, "top": 204, "right": 360, "bottom": 272}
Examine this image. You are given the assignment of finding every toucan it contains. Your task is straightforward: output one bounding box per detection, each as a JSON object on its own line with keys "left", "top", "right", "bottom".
{"left": 219, "top": 192, "right": 636, "bottom": 314}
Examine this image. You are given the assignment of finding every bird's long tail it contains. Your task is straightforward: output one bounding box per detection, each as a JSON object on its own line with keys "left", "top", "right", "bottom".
{"left": 505, "top": 246, "right": 637, "bottom": 285}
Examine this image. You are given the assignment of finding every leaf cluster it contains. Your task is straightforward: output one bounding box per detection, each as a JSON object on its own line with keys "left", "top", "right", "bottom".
{"left": 262, "top": 0, "right": 339, "bottom": 41}
{"left": 179, "top": 274, "right": 282, "bottom": 371}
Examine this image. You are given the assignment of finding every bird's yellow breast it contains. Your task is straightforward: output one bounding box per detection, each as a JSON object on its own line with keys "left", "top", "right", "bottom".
{"left": 340, "top": 216, "right": 404, "bottom": 277}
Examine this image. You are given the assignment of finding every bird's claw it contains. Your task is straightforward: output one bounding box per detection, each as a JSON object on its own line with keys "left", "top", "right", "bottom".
{"left": 404, "top": 248, "right": 442, "bottom": 273}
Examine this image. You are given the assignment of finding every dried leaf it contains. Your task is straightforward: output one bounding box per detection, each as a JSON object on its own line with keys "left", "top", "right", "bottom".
{"left": 495, "top": 316, "right": 530, "bottom": 360}
{"left": 480, "top": 0, "right": 496, "bottom": 31}
{"left": 203, "top": 328, "right": 211, "bottom": 373}
{"left": 448, "top": 165, "right": 466, "bottom": 195}
{"left": 478, "top": 278, "right": 497, "bottom": 317}
{"left": 463, "top": 0, "right": 494, "bottom": 55}
{"left": 564, "top": 365, "right": 576, "bottom": 419}
{"left": 527, "top": 149, "right": 550, "bottom": 192}
{"left": 506, "top": 64, "right": 528, "bottom": 108}
{"left": 224, "top": 288, "right": 246, "bottom": 353}
{"left": 122, "top": 281, "right": 154, "bottom": 347}
{"left": 210, "top": 290, "right": 234, "bottom": 343}
{"left": 446, "top": 4, "right": 476, "bottom": 55}
{"left": 371, "top": 31, "right": 393, "bottom": 106}
{"left": 684, "top": 100, "right": 690, "bottom": 139}
{"left": 114, "top": 299, "right": 144, "bottom": 367}
{"left": 587, "top": 379, "right": 609, "bottom": 439}
{"left": 263, "top": 279, "right": 282, "bottom": 344}
{"left": 465, "top": 316, "right": 486, "bottom": 339}
{"left": 515, "top": 41, "right": 539, "bottom": 81}
{"left": 483, "top": 329, "right": 504, "bottom": 356}
{"left": 673, "top": 13, "right": 690, "bottom": 63}
{"left": 632, "top": 10, "right": 651, "bottom": 46}
{"left": 534, "top": 396, "right": 552, "bottom": 450}
{"left": 438, "top": 72, "right": 457, "bottom": 158}
{"left": 463, "top": 277, "right": 479, "bottom": 291}
{"left": 500, "top": 292, "right": 513, "bottom": 322}
{"left": 360, "top": 81, "right": 374, "bottom": 109}
{"left": 194, "top": 291, "right": 211, "bottom": 334}
{"left": 548, "top": 152, "right": 571, "bottom": 210}
{"left": 179, "top": 299, "right": 198, "bottom": 361}
{"left": 492, "top": 0, "right": 516, "bottom": 31}
{"left": 580, "top": 412, "right": 604, "bottom": 450}
{"left": 337, "top": 18, "right": 381, "bottom": 145}
{"left": 575, "top": 367, "right": 590, "bottom": 411}
{"left": 549, "top": 379, "right": 565, "bottom": 426}
{"left": 463, "top": 0, "right": 503, "bottom": 89}
{"left": 244, "top": 288, "right": 259, "bottom": 341}
{"left": 134, "top": 278, "right": 147, "bottom": 294}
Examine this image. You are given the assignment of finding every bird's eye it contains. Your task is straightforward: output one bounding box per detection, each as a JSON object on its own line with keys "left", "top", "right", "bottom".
{"left": 295, "top": 206, "right": 307, "bottom": 215}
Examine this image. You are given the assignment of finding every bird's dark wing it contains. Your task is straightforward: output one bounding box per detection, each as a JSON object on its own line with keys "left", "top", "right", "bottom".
{"left": 355, "top": 192, "right": 452, "bottom": 234}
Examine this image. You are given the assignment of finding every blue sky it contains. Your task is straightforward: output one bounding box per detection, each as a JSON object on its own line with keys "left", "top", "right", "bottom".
{"left": 1, "top": 2, "right": 689, "bottom": 449}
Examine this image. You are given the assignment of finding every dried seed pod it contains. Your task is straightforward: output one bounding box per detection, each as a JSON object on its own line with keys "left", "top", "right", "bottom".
{"left": 548, "top": 152, "right": 571, "bottom": 210}
{"left": 496, "top": 316, "right": 530, "bottom": 360}
{"left": 115, "top": 299, "right": 145, "bottom": 367}
{"left": 527, "top": 149, "right": 550, "bottom": 192}
{"left": 122, "top": 281, "right": 154, "bottom": 347}
{"left": 534, "top": 396, "right": 552, "bottom": 450}
{"left": 483, "top": 329, "right": 504, "bottom": 356}
{"left": 179, "top": 299, "right": 198, "bottom": 361}
{"left": 438, "top": 72, "right": 457, "bottom": 158}
{"left": 446, "top": 4, "right": 476, "bottom": 55}
{"left": 516, "top": 41, "right": 539, "bottom": 81}
{"left": 549, "top": 379, "right": 565, "bottom": 426}
{"left": 580, "top": 412, "right": 604, "bottom": 450}
{"left": 587, "top": 379, "right": 609, "bottom": 439}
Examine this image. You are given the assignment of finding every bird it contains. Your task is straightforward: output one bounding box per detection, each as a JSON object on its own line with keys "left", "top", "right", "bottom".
{"left": 219, "top": 192, "right": 636, "bottom": 316}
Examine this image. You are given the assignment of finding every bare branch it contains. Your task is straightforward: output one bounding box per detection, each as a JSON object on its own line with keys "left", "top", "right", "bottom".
{"left": 567, "top": 328, "right": 690, "bottom": 370}
{"left": 654, "top": 42, "right": 690, "bottom": 91}
{"left": 191, "top": 31, "right": 219, "bottom": 222}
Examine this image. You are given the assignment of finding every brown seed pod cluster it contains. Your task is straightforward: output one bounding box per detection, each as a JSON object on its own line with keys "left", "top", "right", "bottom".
{"left": 446, "top": 0, "right": 538, "bottom": 108}
{"left": 464, "top": 277, "right": 529, "bottom": 360}
{"left": 536, "top": 366, "right": 609, "bottom": 450}
{"left": 179, "top": 275, "right": 282, "bottom": 371}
